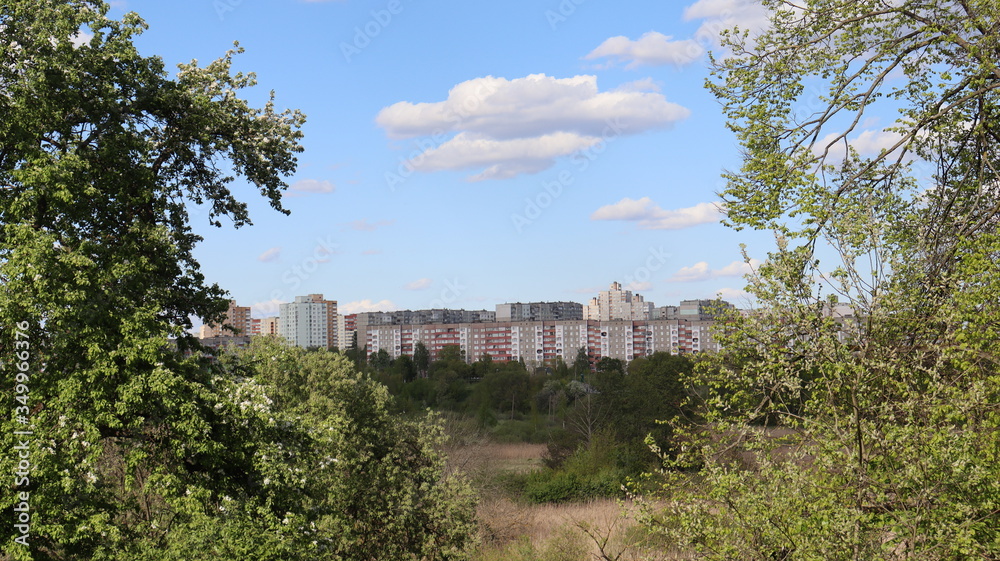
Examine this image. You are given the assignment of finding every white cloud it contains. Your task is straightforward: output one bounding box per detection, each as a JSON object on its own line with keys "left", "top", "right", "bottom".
{"left": 668, "top": 259, "right": 759, "bottom": 282}
{"left": 591, "top": 198, "right": 723, "bottom": 230}
{"left": 340, "top": 299, "right": 397, "bottom": 314}
{"left": 624, "top": 281, "right": 653, "bottom": 291}
{"left": 585, "top": 31, "right": 704, "bottom": 69}
{"left": 377, "top": 74, "right": 690, "bottom": 180}
{"left": 251, "top": 299, "right": 285, "bottom": 317}
{"left": 404, "top": 278, "right": 432, "bottom": 291}
{"left": 715, "top": 287, "right": 752, "bottom": 303}
{"left": 614, "top": 78, "right": 662, "bottom": 93}
{"left": 683, "top": 0, "right": 771, "bottom": 47}
{"left": 412, "top": 132, "right": 599, "bottom": 181}
{"left": 814, "top": 129, "right": 907, "bottom": 162}
{"left": 70, "top": 30, "right": 93, "bottom": 48}
{"left": 257, "top": 247, "right": 281, "bottom": 262}
{"left": 289, "top": 179, "right": 335, "bottom": 194}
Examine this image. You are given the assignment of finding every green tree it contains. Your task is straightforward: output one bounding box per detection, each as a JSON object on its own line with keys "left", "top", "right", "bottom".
{"left": 413, "top": 340, "right": 431, "bottom": 377}
{"left": 0, "top": 1, "right": 306, "bottom": 558}
{"left": 572, "top": 346, "right": 591, "bottom": 380}
{"left": 642, "top": 2, "right": 1000, "bottom": 559}
{"left": 0, "top": 2, "right": 477, "bottom": 559}
{"left": 219, "top": 338, "right": 478, "bottom": 560}
{"left": 370, "top": 348, "right": 392, "bottom": 373}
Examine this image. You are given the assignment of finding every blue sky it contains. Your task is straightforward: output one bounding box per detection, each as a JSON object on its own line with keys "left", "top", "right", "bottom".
{"left": 112, "top": 0, "right": 784, "bottom": 318}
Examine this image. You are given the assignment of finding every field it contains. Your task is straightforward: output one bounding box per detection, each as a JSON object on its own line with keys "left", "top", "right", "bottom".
{"left": 447, "top": 441, "right": 681, "bottom": 561}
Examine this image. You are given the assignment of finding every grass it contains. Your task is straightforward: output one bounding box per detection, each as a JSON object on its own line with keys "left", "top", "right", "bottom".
{"left": 442, "top": 435, "right": 683, "bottom": 560}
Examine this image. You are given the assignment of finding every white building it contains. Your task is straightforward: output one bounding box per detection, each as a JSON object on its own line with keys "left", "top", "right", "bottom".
{"left": 279, "top": 294, "right": 337, "bottom": 350}
{"left": 584, "top": 282, "right": 653, "bottom": 321}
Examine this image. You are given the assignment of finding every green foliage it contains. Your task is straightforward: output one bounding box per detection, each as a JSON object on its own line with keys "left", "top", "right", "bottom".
{"left": 525, "top": 430, "right": 627, "bottom": 504}
{"left": 640, "top": 2, "right": 1000, "bottom": 559}
{"left": 218, "top": 338, "right": 480, "bottom": 560}
{"left": 0, "top": 2, "right": 477, "bottom": 558}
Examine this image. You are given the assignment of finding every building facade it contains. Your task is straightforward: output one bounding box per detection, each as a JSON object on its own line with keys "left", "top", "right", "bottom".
{"left": 495, "top": 301, "right": 584, "bottom": 322}
{"left": 279, "top": 294, "right": 338, "bottom": 350}
{"left": 584, "top": 282, "right": 653, "bottom": 321}
{"left": 365, "top": 318, "right": 723, "bottom": 367}
{"left": 200, "top": 300, "right": 252, "bottom": 338}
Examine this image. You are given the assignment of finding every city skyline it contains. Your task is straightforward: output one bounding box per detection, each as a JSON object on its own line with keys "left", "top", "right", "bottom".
{"left": 110, "top": 0, "right": 812, "bottom": 324}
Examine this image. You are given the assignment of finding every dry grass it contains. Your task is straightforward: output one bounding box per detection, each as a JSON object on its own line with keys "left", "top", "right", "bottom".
{"left": 448, "top": 442, "right": 547, "bottom": 474}
{"left": 476, "top": 498, "right": 681, "bottom": 561}
{"left": 443, "top": 435, "right": 682, "bottom": 559}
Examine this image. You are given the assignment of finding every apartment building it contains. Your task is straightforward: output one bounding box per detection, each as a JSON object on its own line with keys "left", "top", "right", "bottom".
{"left": 584, "top": 282, "right": 653, "bottom": 321}
{"left": 251, "top": 316, "right": 280, "bottom": 337}
{"left": 199, "top": 300, "right": 252, "bottom": 338}
{"left": 279, "top": 294, "right": 338, "bottom": 350}
{"left": 495, "top": 301, "right": 584, "bottom": 322}
{"left": 365, "top": 317, "right": 723, "bottom": 367}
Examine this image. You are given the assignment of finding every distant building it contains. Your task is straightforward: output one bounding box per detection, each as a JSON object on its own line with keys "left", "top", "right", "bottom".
{"left": 253, "top": 316, "right": 280, "bottom": 337}
{"left": 365, "top": 317, "right": 723, "bottom": 368}
{"left": 495, "top": 301, "right": 584, "bottom": 322}
{"left": 354, "top": 309, "right": 496, "bottom": 336}
{"left": 584, "top": 282, "right": 653, "bottom": 321}
{"left": 200, "top": 300, "right": 252, "bottom": 338}
{"left": 653, "top": 299, "right": 734, "bottom": 321}
{"left": 279, "top": 294, "right": 338, "bottom": 350}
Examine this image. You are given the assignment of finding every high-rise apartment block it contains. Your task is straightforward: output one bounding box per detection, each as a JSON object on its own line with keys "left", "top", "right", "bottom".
{"left": 653, "top": 299, "right": 734, "bottom": 321}
{"left": 253, "top": 316, "right": 280, "bottom": 337}
{"left": 366, "top": 316, "right": 725, "bottom": 367}
{"left": 584, "top": 282, "right": 653, "bottom": 321}
{"left": 200, "top": 300, "right": 252, "bottom": 338}
{"left": 279, "top": 294, "right": 338, "bottom": 350}
{"left": 495, "top": 301, "right": 584, "bottom": 322}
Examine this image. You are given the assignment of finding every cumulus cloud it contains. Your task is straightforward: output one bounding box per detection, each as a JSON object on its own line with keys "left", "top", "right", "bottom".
{"left": 814, "top": 129, "right": 908, "bottom": 162}
{"left": 70, "top": 30, "right": 93, "bottom": 48}
{"left": 289, "top": 179, "right": 335, "bottom": 194}
{"left": 404, "top": 278, "right": 432, "bottom": 291}
{"left": 257, "top": 247, "right": 281, "bottom": 262}
{"left": 348, "top": 219, "right": 394, "bottom": 231}
{"left": 683, "top": 0, "right": 771, "bottom": 47}
{"left": 340, "top": 299, "right": 397, "bottom": 314}
{"left": 668, "top": 259, "right": 760, "bottom": 282}
{"left": 624, "top": 281, "right": 654, "bottom": 292}
{"left": 715, "top": 287, "right": 752, "bottom": 303}
{"left": 251, "top": 299, "right": 285, "bottom": 317}
{"left": 585, "top": 31, "right": 704, "bottom": 69}
{"left": 377, "top": 74, "right": 690, "bottom": 181}
{"left": 591, "top": 198, "right": 723, "bottom": 230}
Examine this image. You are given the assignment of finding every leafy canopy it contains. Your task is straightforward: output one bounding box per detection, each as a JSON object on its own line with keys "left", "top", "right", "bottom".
{"left": 640, "top": 2, "right": 1000, "bottom": 559}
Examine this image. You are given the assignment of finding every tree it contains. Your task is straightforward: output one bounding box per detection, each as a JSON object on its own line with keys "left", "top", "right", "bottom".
{"left": 219, "top": 338, "right": 478, "bottom": 560}
{"left": 0, "top": 2, "right": 475, "bottom": 559}
{"left": 641, "top": 2, "right": 1000, "bottom": 559}
{"left": 413, "top": 340, "right": 431, "bottom": 377}
{"left": 572, "top": 346, "right": 591, "bottom": 380}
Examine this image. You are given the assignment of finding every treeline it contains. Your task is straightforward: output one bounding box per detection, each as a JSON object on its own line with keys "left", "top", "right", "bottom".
{"left": 341, "top": 344, "right": 698, "bottom": 503}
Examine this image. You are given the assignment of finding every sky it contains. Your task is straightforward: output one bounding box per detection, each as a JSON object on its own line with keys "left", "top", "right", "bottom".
{"left": 108, "top": 0, "right": 785, "bottom": 319}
